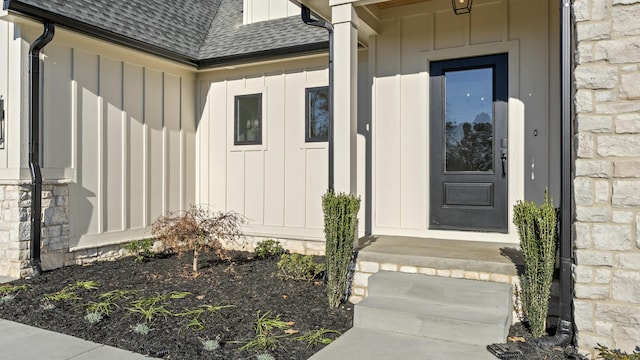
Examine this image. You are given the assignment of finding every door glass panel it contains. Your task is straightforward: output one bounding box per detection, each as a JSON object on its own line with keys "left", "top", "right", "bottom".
{"left": 444, "top": 67, "right": 494, "bottom": 172}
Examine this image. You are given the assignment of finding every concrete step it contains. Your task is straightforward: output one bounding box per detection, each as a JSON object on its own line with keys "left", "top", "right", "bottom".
{"left": 309, "top": 327, "right": 498, "bottom": 360}
{"left": 367, "top": 271, "right": 513, "bottom": 310}
{"left": 354, "top": 295, "right": 510, "bottom": 345}
{"left": 312, "top": 271, "right": 513, "bottom": 359}
{"left": 357, "top": 236, "right": 521, "bottom": 276}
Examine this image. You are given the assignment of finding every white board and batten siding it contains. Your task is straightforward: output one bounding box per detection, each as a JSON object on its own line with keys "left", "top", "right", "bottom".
{"left": 31, "top": 26, "right": 197, "bottom": 250}
{"left": 370, "top": 0, "right": 559, "bottom": 242}
{"left": 243, "top": 0, "right": 300, "bottom": 25}
{"left": 0, "top": 19, "right": 31, "bottom": 176}
{"left": 198, "top": 58, "right": 356, "bottom": 243}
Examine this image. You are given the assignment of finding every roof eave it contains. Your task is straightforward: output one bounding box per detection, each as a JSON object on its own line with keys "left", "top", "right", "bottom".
{"left": 5, "top": 0, "right": 199, "bottom": 67}
{"left": 197, "top": 41, "right": 329, "bottom": 69}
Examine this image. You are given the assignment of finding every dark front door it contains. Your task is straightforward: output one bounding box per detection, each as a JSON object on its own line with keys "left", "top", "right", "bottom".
{"left": 429, "top": 54, "right": 508, "bottom": 233}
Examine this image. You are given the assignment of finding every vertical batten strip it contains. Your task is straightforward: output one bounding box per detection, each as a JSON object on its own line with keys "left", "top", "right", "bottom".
{"left": 70, "top": 49, "right": 78, "bottom": 180}
{"left": 97, "top": 55, "right": 104, "bottom": 234}
{"left": 69, "top": 49, "right": 78, "bottom": 239}
{"left": 162, "top": 72, "right": 167, "bottom": 216}
{"left": 142, "top": 67, "right": 148, "bottom": 227}
{"left": 121, "top": 61, "right": 127, "bottom": 231}
{"left": 179, "top": 77, "right": 185, "bottom": 211}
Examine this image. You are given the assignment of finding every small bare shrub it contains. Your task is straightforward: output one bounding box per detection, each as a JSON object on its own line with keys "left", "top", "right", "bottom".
{"left": 151, "top": 206, "right": 244, "bottom": 272}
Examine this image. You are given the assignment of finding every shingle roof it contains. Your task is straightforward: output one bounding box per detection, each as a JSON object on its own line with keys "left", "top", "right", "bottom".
{"left": 4, "top": 0, "right": 328, "bottom": 67}
{"left": 198, "top": 0, "right": 327, "bottom": 62}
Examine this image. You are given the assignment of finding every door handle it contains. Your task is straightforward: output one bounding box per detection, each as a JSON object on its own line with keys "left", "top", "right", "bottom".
{"left": 500, "top": 138, "right": 507, "bottom": 178}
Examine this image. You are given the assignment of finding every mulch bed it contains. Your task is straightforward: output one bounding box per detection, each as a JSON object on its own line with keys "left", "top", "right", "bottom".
{"left": 501, "top": 322, "right": 588, "bottom": 360}
{"left": 0, "top": 252, "right": 588, "bottom": 359}
{"left": 0, "top": 253, "right": 352, "bottom": 359}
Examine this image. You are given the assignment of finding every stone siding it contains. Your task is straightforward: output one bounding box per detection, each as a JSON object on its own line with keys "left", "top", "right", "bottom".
{"left": 0, "top": 182, "right": 70, "bottom": 278}
{"left": 574, "top": 0, "right": 640, "bottom": 356}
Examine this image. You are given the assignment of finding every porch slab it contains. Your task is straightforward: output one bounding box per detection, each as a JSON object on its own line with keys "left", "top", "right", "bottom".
{"left": 357, "top": 235, "right": 522, "bottom": 276}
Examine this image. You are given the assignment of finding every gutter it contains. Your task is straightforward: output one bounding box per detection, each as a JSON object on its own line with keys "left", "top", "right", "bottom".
{"left": 534, "top": 0, "right": 574, "bottom": 347}
{"left": 28, "top": 21, "right": 55, "bottom": 278}
{"left": 558, "top": 0, "right": 574, "bottom": 334}
{"left": 301, "top": 5, "right": 334, "bottom": 191}
{"left": 197, "top": 42, "right": 329, "bottom": 69}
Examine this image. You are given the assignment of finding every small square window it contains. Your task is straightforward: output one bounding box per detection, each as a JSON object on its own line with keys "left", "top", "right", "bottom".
{"left": 235, "top": 93, "right": 262, "bottom": 145}
{"left": 305, "top": 86, "right": 329, "bottom": 142}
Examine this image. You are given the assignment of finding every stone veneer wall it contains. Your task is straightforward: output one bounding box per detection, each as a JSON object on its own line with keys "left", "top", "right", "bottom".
{"left": 573, "top": 0, "right": 640, "bottom": 356}
{"left": 0, "top": 181, "right": 130, "bottom": 277}
{"left": 0, "top": 182, "right": 69, "bottom": 278}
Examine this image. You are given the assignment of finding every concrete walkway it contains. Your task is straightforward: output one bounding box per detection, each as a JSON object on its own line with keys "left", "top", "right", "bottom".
{"left": 310, "top": 271, "right": 511, "bottom": 359}
{"left": 0, "top": 319, "right": 157, "bottom": 359}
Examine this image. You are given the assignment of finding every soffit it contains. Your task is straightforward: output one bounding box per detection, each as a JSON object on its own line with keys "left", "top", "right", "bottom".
{"left": 376, "top": 0, "right": 430, "bottom": 9}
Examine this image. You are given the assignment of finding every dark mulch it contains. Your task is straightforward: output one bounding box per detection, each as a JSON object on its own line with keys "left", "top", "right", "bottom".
{"left": 0, "top": 253, "right": 587, "bottom": 359}
{"left": 499, "top": 322, "right": 589, "bottom": 360}
{"left": 0, "top": 253, "right": 352, "bottom": 359}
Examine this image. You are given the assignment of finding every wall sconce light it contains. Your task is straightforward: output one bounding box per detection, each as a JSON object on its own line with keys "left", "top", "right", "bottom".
{"left": 0, "top": 95, "right": 5, "bottom": 149}
{"left": 452, "top": 0, "right": 472, "bottom": 14}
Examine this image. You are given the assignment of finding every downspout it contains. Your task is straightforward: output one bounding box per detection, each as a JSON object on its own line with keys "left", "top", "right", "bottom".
{"left": 558, "top": 0, "right": 575, "bottom": 336}
{"left": 534, "top": 0, "right": 574, "bottom": 347}
{"left": 301, "top": 5, "right": 334, "bottom": 191}
{"left": 28, "top": 22, "right": 55, "bottom": 277}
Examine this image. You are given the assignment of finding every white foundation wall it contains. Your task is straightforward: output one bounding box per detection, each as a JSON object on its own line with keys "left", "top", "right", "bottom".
{"left": 197, "top": 57, "right": 367, "bottom": 247}
{"left": 369, "top": 0, "right": 560, "bottom": 242}
{"left": 1, "top": 19, "right": 197, "bottom": 253}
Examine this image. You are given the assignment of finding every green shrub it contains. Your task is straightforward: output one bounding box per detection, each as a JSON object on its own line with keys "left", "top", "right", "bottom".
{"left": 0, "top": 284, "right": 28, "bottom": 305}
{"left": 322, "top": 190, "right": 360, "bottom": 307}
{"left": 255, "top": 239, "right": 286, "bottom": 259}
{"left": 0, "top": 284, "right": 28, "bottom": 295}
{"left": 277, "top": 254, "right": 324, "bottom": 281}
{"left": 133, "top": 323, "right": 150, "bottom": 335}
{"left": 201, "top": 338, "right": 221, "bottom": 352}
{"left": 84, "top": 311, "right": 103, "bottom": 325}
{"left": 42, "top": 281, "right": 98, "bottom": 302}
{"left": 294, "top": 328, "right": 341, "bottom": 348}
{"left": 596, "top": 344, "right": 640, "bottom": 360}
{"left": 122, "top": 238, "right": 155, "bottom": 262}
{"left": 0, "top": 294, "right": 16, "bottom": 304}
{"left": 513, "top": 190, "right": 557, "bottom": 337}
{"left": 240, "top": 310, "right": 291, "bottom": 352}
{"left": 256, "top": 354, "right": 276, "bottom": 360}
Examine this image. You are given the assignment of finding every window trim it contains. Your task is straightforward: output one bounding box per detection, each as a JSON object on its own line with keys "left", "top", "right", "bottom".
{"left": 234, "top": 93, "right": 263, "bottom": 146}
{"left": 305, "top": 86, "right": 330, "bottom": 143}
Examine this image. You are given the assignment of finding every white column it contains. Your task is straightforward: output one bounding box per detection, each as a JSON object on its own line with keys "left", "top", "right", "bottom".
{"left": 332, "top": 3, "right": 358, "bottom": 195}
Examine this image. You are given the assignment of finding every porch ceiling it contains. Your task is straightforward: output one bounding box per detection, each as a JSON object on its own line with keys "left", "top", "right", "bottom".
{"left": 376, "top": 0, "right": 430, "bottom": 9}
